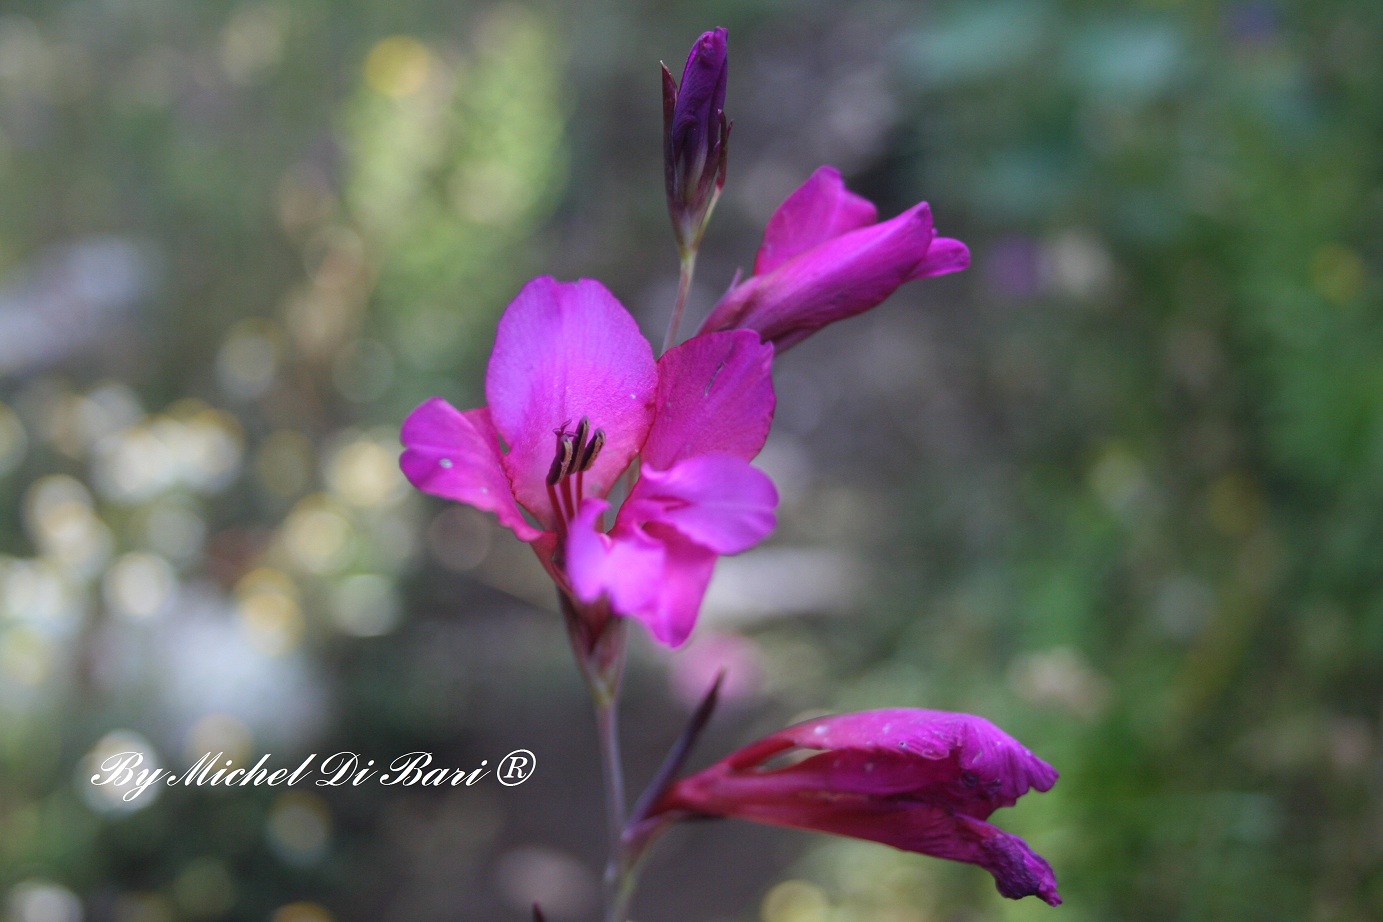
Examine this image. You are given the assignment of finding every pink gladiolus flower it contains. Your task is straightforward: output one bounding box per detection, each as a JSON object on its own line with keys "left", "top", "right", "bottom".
{"left": 653, "top": 709, "right": 1061, "bottom": 905}
{"left": 698, "top": 166, "right": 971, "bottom": 351}
{"left": 400, "top": 277, "right": 777, "bottom": 648}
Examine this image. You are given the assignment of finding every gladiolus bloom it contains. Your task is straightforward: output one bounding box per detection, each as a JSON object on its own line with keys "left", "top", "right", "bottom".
{"left": 654, "top": 709, "right": 1061, "bottom": 905}
{"left": 698, "top": 166, "right": 970, "bottom": 350}
{"left": 664, "top": 28, "right": 730, "bottom": 251}
{"left": 400, "top": 277, "right": 777, "bottom": 647}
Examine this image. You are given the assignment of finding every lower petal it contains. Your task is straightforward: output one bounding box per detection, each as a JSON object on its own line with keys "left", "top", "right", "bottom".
{"left": 804, "top": 807, "right": 1060, "bottom": 905}
{"left": 626, "top": 455, "right": 778, "bottom": 554}
{"left": 565, "top": 503, "right": 718, "bottom": 649}
{"left": 638, "top": 525, "right": 717, "bottom": 647}
{"left": 566, "top": 499, "right": 664, "bottom": 616}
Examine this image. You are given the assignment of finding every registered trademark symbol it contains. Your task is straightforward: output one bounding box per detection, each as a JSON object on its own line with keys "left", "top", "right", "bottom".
{"left": 497, "top": 749, "right": 536, "bottom": 786}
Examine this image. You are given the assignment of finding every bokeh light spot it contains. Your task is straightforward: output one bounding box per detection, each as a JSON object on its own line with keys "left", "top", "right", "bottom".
{"left": 281, "top": 496, "right": 355, "bottom": 574}
{"left": 4, "top": 880, "right": 82, "bottom": 922}
{"left": 329, "top": 573, "right": 400, "bottom": 637}
{"left": 325, "top": 436, "right": 403, "bottom": 507}
{"left": 235, "top": 567, "right": 305, "bottom": 655}
{"left": 270, "top": 903, "right": 334, "bottom": 922}
{"left": 217, "top": 319, "right": 282, "bottom": 400}
{"left": 111, "top": 892, "right": 174, "bottom": 922}
{"left": 761, "top": 879, "right": 830, "bottom": 922}
{"left": 172, "top": 858, "right": 235, "bottom": 918}
{"left": 185, "top": 713, "right": 254, "bottom": 764}
{"left": 0, "top": 627, "right": 54, "bottom": 688}
{"left": 364, "top": 36, "right": 431, "bottom": 98}
{"left": 79, "top": 730, "right": 162, "bottom": 814}
{"left": 1311, "top": 243, "right": 1365, "bottom": 305}
{"left": 266, "top": 792, "right": 332, "bottom": 865}
{"left": 102, "top": 552, "right": 177, "bottom": 620}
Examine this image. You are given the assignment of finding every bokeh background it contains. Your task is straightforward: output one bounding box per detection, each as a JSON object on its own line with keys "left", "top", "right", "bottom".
{"left": 2, "top": 0, "right": 1382, "bottom": 920}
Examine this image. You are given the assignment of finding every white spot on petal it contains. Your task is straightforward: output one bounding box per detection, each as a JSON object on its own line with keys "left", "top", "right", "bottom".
{"left": 438, "top": 458, "right": 453, "bottom": 469}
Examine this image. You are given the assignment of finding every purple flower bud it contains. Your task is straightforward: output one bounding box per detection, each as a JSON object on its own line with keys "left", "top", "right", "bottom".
{"left": 664, "top": 28, "right": 731, "bottom": 252}
{"left": 652, "top": 709, "right": 1061, "bottom": 905}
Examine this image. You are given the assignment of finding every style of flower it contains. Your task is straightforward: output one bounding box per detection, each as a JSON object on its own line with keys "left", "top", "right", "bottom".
{"left": 651, "top": 709, "right": 1061, "bottom": 905}
{"left": 698, "top": 166, "right": 971, "bottom": 350}
{"left": 663, "top": 27, "right": 730, "bottom": 253}
{"left": 399, "top": 276, "right": 778, "bottom": 648}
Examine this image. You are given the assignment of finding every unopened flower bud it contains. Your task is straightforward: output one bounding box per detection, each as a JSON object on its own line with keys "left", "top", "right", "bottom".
{"left": 664, "top": 28, "right": 730, "bottom": 254}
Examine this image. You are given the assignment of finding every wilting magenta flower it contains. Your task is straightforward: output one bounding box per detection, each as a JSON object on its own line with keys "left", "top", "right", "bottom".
{"left": 698, "top": 166, "right": 971, "bottom": 351}
{"left": 664, "top": 28, "right": 730, "bottom": 251}
{"left": 653, "top": 709, "right": 1061, "bottom": 905}
{"left": 400, "top": 277, "right": 777, "bottom": 647}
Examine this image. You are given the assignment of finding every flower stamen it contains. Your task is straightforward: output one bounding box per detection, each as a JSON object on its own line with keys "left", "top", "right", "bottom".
{"left": 546, "top": 416, "right": 606, "bottom": 530}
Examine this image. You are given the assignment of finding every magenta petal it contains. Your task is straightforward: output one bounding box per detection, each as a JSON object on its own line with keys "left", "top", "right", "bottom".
{"left": 636, "top": 526, "right": 718, "bottom": 647}
{"left": 660, "top": 708, "right": 1060, "bottom": 904}
{"left": 642, "top": 330, "right": 776, "bottom": 470}
{"left": 623, "top": 454, "right": 777, "bottom": 554}
{"left": 754, "top": 166, "right": 879, "bottom": 275}
{"left": 485, "top": 277, "right": 658, "bottom": 524}
{"left": 909, "top": 236, "right": 971, "bottom": 279}
{"left": 566, "top": 499, "right": 663, "bottom": 616}
{"left": 400, "top": 399, "right": 542, "bottom": 542}
{"left": 565, "top": 506, "right": 716, "bottom": 649}
{"left": 951, "top": 817, "right": 1062, "bottom": 905}
{"left": 765, "top": 709, "right": 1059, "bottom": 808}
{"left": 701, "top": 202, "right": 937, "bottom": 350}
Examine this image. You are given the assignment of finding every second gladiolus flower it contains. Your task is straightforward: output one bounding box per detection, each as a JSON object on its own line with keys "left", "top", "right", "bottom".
{"left": 399, "top": 277, "right": 778, "bottom": 648}
{"left": 652, "top": 709, "right": 1061, "bottom": 905}
{"left": 700, "top": 166, "right": 971, "bottom": 350}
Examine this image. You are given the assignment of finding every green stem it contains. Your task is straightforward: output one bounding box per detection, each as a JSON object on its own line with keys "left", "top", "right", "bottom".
{"left": 594, "top": 688, "right": 626, "bottom": 851}
{"left": 662, "top": 248, "right": 698, "bottom": 354}
{"left": 560, "top": 595, "right": 632, "bottom": 921}
{"left": 604, "top": 852, "right": 637, "bottom": 922}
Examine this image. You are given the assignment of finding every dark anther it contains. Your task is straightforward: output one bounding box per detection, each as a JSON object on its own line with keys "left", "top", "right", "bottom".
{"left": 547, "top": 416, "right": 602, "bottom": 484}
{"left": 546, "top": 452, "right": 565, "bottom": 486}
{"left": 547, "top": 434, "right": 575, "bottom": 485}
{"left": 578, "top": 429, "right": 605, "bottom": 471}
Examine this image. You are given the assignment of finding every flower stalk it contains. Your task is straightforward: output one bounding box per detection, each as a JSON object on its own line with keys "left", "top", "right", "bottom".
{"left": 663, "top": 247, "right": 698, "bottom": 353}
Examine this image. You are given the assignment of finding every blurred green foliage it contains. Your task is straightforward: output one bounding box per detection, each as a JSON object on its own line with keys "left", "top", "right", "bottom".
{"left": 0, "top": 0, "right": 1381, "bottom": 920}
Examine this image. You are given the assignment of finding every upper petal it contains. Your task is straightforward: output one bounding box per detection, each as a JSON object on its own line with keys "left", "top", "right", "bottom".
{"left": 642, "top": 330, "right": 775, "bottom": 470}
{"left": 760, "top": 709, "right": 1059, "bottom": 810}
{"left": 485, "top": 277, "right": 658, "bottom": 525}
{"left": 754, "top": 166, "right": 879, "bottom": 275}
{"left": 399, "top": 398, "right": 543, "bottom": 542}
{"left": 909, "top": 236, "right": 971, "bottom": 280}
